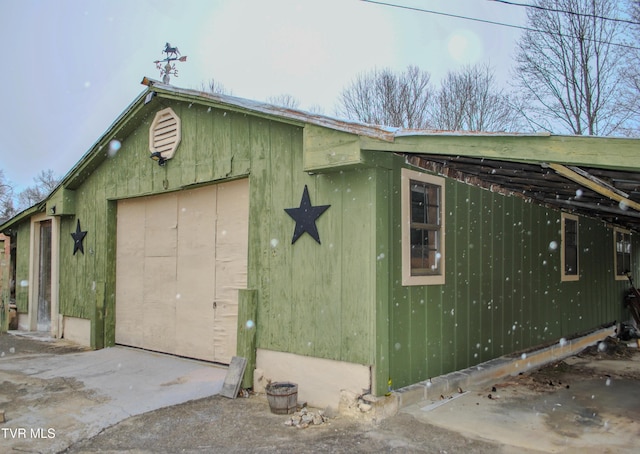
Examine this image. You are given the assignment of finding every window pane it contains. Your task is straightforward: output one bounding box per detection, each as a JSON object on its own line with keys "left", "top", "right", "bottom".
{"left": 564, "top": 218, "right": 578, "bottom": 275}
{"left": 426, "top": 185, "right": 440, "bottom": 225}
{"left": 565, "top": 246, "right": 577, "bottom": 275}
{"left": 616, "top": 232, "right": 623, "bottom": 253}
{"left": 410, "top": 227, "right": 440, "bottom": 275}
{"left": 565, "top": 220, "right": 577, "bottom": 244}
{"left": 411, "top": 181, "right": 440, "bottom": 226}
{"left": 616, "top": 232, "right": 631, "bottom": 275}
{"left": 624, "top": 233, "right": 631, "bottom": 273}
{"left": 411, "top": 183, "right": 426, "bottom": 224}
{"left": 617, "top": 252, "right": 626, "bottom": 275}
{"left": 410, "top": 228, "right": 426, "bottom": 271}
{"left": 402, "top": 169, "right": 445, "bottom": 285}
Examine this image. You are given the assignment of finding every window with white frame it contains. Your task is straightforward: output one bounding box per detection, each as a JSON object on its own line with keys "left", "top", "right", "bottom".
{"left": 561, "top": 213, "right": 579, "bottom": 281}
{"left": 614, "top": 227, "right": 632, "bottom": 280}
{"left": 401, "top": 168, "right": 445, "bottom": 286}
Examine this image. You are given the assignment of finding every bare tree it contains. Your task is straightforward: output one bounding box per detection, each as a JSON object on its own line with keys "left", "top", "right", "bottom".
{"left": 307, "top": 104, "right": 325, "bottom": 115}
{"left": 199, "top": 78, "right": 231, "bottom": 95}
{"left": 17, "top": 169, "right": 59, "bottom": 210}
{"left": 266, "top": 94, "right": 300, "bottom": 109}
{"left": 431, "top": 63, "right": 520, "bottom": 132}
{"left": 514, "top": 0, "right": 635, "bottom": 136}
{"left": 625, "top": 0, "right": 640, "bottom": 122}
{"left": 335, "top": 66, "right": 433, "bottom": 128}
{"left": 0, "top": 170, "right": 15, "bottom": 223}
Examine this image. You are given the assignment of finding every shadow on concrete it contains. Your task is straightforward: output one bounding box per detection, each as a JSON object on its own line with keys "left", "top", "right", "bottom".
{"left": 0, "top": 332, "right": 226, "bottom": 453}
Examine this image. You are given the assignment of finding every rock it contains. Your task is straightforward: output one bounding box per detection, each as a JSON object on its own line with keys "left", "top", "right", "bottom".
{"left": 284, "top": 408, "right": 329, "bottom": 429}
{"left": 361, "top": 394, "right": 378, "bottom": 404}
{"left": 339, "top": 389, "right": 360, "bottom": 413}
{"left": 358, "top": 402, "right": 372, "bottom": 412}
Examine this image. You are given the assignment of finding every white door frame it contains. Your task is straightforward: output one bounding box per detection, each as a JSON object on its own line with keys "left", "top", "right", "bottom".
{"left": 28, "top": 213, "right": 60, "bottom": 337}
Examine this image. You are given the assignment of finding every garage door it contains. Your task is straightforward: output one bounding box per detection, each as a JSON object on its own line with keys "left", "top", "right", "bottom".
{"left": 115, "top": 179, "right": 249, "bottom": 364}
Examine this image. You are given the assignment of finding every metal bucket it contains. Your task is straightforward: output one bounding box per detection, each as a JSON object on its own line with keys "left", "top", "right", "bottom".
{"left": 265, "top": 382, "right": 298, "bottom": 415}
{"left": 8, "top": 303, "right": 18, "bottom": 330}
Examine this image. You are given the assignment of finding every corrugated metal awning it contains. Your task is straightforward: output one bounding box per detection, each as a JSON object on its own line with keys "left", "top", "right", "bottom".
{"left": 404, "top": 154, "right": 640, "bottom": 232}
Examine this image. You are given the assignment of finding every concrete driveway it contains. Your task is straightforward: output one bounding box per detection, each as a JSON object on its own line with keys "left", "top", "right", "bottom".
{"left": 402, "top": 344, "right": 640, "bottom": 453}
{"left": 64, "top": 341, "right": 640, "bottom": 454}
{"left": 2, "top": 331, "right": 640, "bottom": 453}
{"left": 0, "top": 332, "right": 227, "bottom": 453}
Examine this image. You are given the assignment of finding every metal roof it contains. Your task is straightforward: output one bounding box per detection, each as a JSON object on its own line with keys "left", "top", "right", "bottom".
{"left": 145, "top": 80, "right": 640, "bottom": 232}
{"left": 2, "top": 78, "right": 640, "bottom": 233}
{"left": 406, "top": 154, "right": 640, "bottom": 232}
{"left": 142, "top": 77, "right": 401, "bottom": 142}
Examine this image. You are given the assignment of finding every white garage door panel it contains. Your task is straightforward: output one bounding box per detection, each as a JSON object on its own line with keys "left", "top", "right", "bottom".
{"left": 142, "top": 298, "right": 176, "bottom": 355}
{"left": 175, "top": 255, "right": 216, "bottom": 360}
{"left": 115, "top": 198, "right": 146, "bottom": 253}
{"left": 212, "top": 179, "right": 249, "bottom": 363}
{"left": 178, "top": 186, "right": 218, "bottom": 253}
{"left": 115, "top": 180, "right": 248, "bottom": 363}
{"left": 176, "top": 255, "right": 216, "bottom": 299}
{"left": 173, "top": 184, "right": 219, "bottom": 360}
{"left": 144, "top": 194, "right": 178, "bottom": 258}
{"left": 143, "top": 256, "right": 177, "bottom": 301}
{"left": 115, "top": 198, "right": 146, "bottom": 349}
{"left": 114, "top": 255, "right": 144, "bottom": 348}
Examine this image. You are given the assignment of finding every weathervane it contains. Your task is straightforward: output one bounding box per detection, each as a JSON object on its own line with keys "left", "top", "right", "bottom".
{"left": 154, "top": 43, "right": 187, "bottom": 84}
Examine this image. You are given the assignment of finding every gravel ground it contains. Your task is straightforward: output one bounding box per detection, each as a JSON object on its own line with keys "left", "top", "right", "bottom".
{"left": 1, "top": 333, "right": 505, "bottom": 453}
{"left": 62, "top": 392, "right": 505, "bottom": 454}
{"left": 3, "top": 332, "right": 639, "bottom": 453}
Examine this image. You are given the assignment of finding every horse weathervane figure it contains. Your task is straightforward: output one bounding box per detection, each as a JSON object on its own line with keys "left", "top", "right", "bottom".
{"left": 154, "top": 42, "right": 187, "bottom": 84}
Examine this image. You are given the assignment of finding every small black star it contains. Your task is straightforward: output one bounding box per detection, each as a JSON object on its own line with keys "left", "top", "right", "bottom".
{"left": 285, "top": 185, "right": 330, "bottom": 244}
{"left": 71, "top": 219, "right": 87, "bottom": 255}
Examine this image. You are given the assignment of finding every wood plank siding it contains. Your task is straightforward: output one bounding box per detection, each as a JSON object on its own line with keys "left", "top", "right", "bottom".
{"left": 386, "top": 165, "right": 633, "bottom": 391}
{"left": 14, "top": 223, "right": 30, "bottom": 313}
{"left": 249, "top": 123, "right": 376, "bottom": 365}
{"left": 57, "top": 100, "right": 258, "bottom": 347}
{"left": 5, "top": 84, "right": 639, "bottom": 400}
{"left": 50, "top": 99, "right": 374, "bottom": 363}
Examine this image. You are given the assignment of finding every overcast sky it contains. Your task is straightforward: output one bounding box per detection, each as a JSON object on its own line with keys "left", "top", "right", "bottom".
{"left": 0, "top": 0, "right": 526, "bottom": 191}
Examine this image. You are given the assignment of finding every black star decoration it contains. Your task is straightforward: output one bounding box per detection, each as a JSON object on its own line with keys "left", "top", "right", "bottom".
{"left": 71, "top": 219, "right": 87, "bottom": 255}
{"left": 285, "top": 185, "right": 330, "bottom": 244}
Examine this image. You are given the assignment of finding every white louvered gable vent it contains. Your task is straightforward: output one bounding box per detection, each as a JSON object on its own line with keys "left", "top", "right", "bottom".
{"left": 149, "top": 107, "right": 181, "bottom": 161}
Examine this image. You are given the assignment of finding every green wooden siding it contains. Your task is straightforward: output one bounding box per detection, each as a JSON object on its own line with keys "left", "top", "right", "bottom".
{"left": 248, "top": 121, "right": 376, "bottom": 365}
{"left": 386, "top": 167, "right": 631, "bottom": 392}
{"left": 54, "top": 99, "right": 375, "bottom": 363}
{"left": 57, "top": 101, "right": 261, "bottom": 347}
{"left": 14, "top": 224, "right": 30, "bottom": 313}
{"left": 7, "top": 92, "right": 637, "bottom": 399}
{"left": 56, "top": 101, "right": 253, "bottom": 345}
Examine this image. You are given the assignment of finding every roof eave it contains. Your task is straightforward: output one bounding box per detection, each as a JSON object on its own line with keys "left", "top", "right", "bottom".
{"left": 58, "top": 78, "right": 398, "bottom": 191}
{"left": 0, "top": 203, "right": 45, "bottom": 234}
{"left": 59, "top": 89, "right": 151, "bottom": 190}
{"left": 361, "top": 133, "right": 640, "bottom": 172}
{"left": 142, "top": 78, "right": 397, "bottom": 142}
